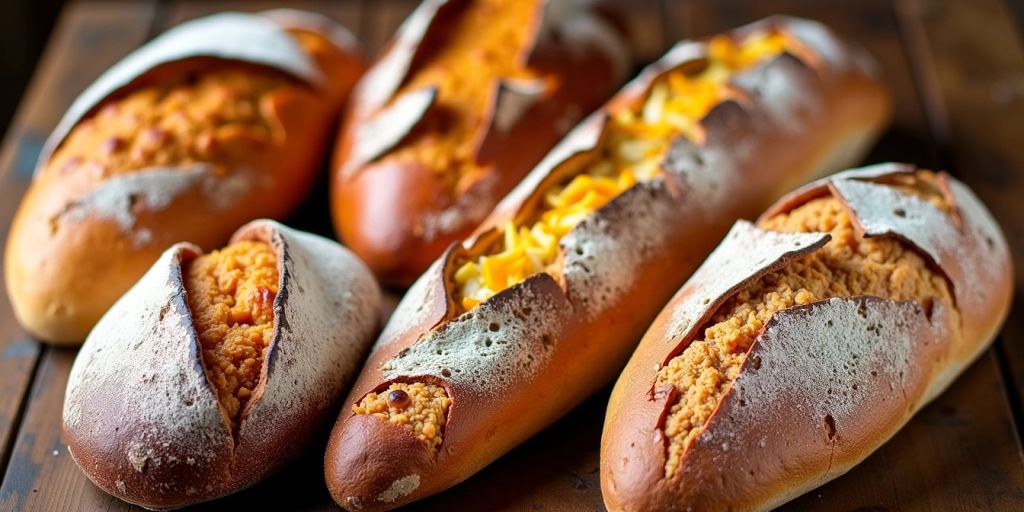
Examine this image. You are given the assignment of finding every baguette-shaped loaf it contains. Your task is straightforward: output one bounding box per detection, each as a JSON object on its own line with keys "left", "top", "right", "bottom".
{"left": 331, "top": 0, "right": 630, "bottom": 286}
{"left": 5, "top": 11, "right": 364, "bottom": 344}
{"left": 324, "top": 17, "right": 890, "bottom": 511}
{"left": 63, "top": 220, "right": 381, "bottom": 509}
{"left": 600, "top": 163, "right": 1012, "bottom": 511}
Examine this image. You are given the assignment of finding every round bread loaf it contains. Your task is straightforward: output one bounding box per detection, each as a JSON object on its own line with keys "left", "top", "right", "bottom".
{"left": 62, "top": 220, "right": 381, "bottom": 509}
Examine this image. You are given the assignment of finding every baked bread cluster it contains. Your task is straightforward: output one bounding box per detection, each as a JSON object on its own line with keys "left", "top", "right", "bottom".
{"left": 324, "top": 15, "right": 898, "bottom": 511}
{"left": 0, "top": 3, "right": 1005, "bottom": 511}
{"left": 5, "top": 10, "right": 364, "bottom": 344}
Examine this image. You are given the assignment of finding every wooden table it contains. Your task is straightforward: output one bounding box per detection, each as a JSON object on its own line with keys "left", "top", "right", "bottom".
{"left": 1, "top": 0, "right": 1024, "bottom": 510}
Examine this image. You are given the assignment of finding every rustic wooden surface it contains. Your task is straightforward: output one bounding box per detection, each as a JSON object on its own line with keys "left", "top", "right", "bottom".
{"left": 1, "top": 0, "right": 1023, "bottom": 510}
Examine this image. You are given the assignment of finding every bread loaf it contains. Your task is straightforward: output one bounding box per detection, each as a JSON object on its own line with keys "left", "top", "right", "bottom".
{"left": 600, "top": 163, "right": 1012, "bottom": 511}
{"left": 63, "top": 220, "right": 381, "bottom": 509}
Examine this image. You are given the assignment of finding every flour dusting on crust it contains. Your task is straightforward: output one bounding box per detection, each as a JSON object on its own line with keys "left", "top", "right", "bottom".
{"left": 55, "top": 165, "right": 252, "bottom": 245}
{"left": 236, "top": 221, "right": 381, "bottom": 461}
{"left": 782, "top": 16, "right": 876, "bottom": 75}
{"left": 831, "top": 179, "right": 960, "bottom": 278}
{"left": 944, "top": 178, "right": 1011, "bottom": 315}
{"left": 666, "top": 221, "right": 830, "bottom": 342}
{"left": 381, "top": 275, "right": 568, "bottom": 395}
{"left": 377, "top": 474, "right": 420, "bottom": 503}
{"left": 729, "top": 53, "right": 822, "bottom": 132}
{"left": 693, "top": 297, "right": 934, "bottom": 469}
{"left": 63, "top": 222, "right": 381, "bottom": 506}
{"left": 561, "top": 181, "right": 675, "bottom": 316}
{"left": 64, "top": 244, "right": 229, "bottom": 489}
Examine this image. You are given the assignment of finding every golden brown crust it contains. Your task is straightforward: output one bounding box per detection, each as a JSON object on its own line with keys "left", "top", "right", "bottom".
{"left": 62, "top": 220, "right": 381, "bottom": 509}
{"left": 331, "top": 0, "right": 628, "bottom": 286}
{"left": 4, "top": 12, "right": 364, "bottom": 344}
{"left": 325, "top": 16, "right": 892, "bottom": 511}
{"left": 600, "top": 166, "right": 1013, "bottom": 511}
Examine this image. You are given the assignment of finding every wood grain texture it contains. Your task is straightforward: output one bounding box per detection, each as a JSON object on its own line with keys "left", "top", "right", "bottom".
{"left": 0, "top": 0, "right": 159, "bottom": 485}
{"left": 896, "top": 0, "right": 1024, "bottom": 423}
{"left": 0, "top": 349, "right": 140, "bottom": 512}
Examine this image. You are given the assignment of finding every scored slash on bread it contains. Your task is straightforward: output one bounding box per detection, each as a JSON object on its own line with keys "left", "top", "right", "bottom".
{"left": 62, "top": 220, "right": 381, "bottom": 510}
{"left": 331, "top": 0, "right": 631, "bottom": 286}
{"left": 325, "top": 16, "right": 892, "bottom": 511}
{"left": 600, "top": 163, "right": 1012, "bottom": 511}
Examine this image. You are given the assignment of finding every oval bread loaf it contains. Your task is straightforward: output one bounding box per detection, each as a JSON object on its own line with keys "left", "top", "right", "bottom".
{"left": 324, "top": 16, "right": 891, "bottom": 511}
{"left": 5, "top": 11, "right": 364, "bottom": 344}
{"left": 62, "top": 220, "right": 381, "bottom": 509}
{"left": 600, "top": 163, "right": 1013, "bottom": 511}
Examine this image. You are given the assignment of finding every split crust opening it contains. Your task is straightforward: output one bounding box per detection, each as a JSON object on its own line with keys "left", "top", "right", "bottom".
{"left": 185, "top": 240, "right": 279, "bottom": 425}
{"left": 353, "top": 382, "right": 452, "bottom": 451}
{"left": 385, "top": 0, "right": 540, "bottom": 192}
{"left": 45, "top": 67, "right": 292, "bottom": 180}
{"left": 657, "top": 172, "right": 957, "bottom": 478}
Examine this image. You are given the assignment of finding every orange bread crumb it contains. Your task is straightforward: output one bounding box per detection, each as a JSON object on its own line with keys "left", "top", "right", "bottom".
{"left": 657, "top": 177, "right": 956, "bottom": 477}
{"left": 387, "top": 0, "right": 539, "bottom": 189}
{"left": 353, "top": 382, "right": 451, "bottom": 451}
{"left": 46, "top": 68, "right": 290, "bottom": 179}
{"left": 186, "top": 240, "right": 279, "bottom": 423}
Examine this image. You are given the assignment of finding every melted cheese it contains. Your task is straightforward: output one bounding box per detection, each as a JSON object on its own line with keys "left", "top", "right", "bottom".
{"left": 454, "top": 31, "right": 794, "bottom": 311}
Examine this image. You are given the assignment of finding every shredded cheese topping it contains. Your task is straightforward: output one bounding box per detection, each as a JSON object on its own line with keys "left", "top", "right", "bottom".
{"left": 453, "top": 31, "right": 794, "bottom": 311}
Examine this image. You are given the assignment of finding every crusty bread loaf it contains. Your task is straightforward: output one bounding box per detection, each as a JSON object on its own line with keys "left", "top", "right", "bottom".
{"left": 5, "top": 11, "right": 364, "bottom": 344}
{"left": 324, "top": 17, "right": 891, "bottom": 511}
{"left": 62, "top": 220, "right": 381, "bottom": 509}
{"left": 600, "top": 163, "right": 1012, "bottom": 511}
{"left": 331, "top": 0, "right": 631, "bottom": 286}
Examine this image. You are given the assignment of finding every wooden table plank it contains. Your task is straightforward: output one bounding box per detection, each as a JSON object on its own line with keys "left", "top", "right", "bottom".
{"left": 0, "top": 349, "right": 140, "bottom": 512}
{"left": 896, "top": 0, "right": 1024, "bottom": 422}
{"left": 0, "top": 0, "right": 160, "bottom": 483}
{"left": 679, "top": 0, "right": 1024, "bottom": 509}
